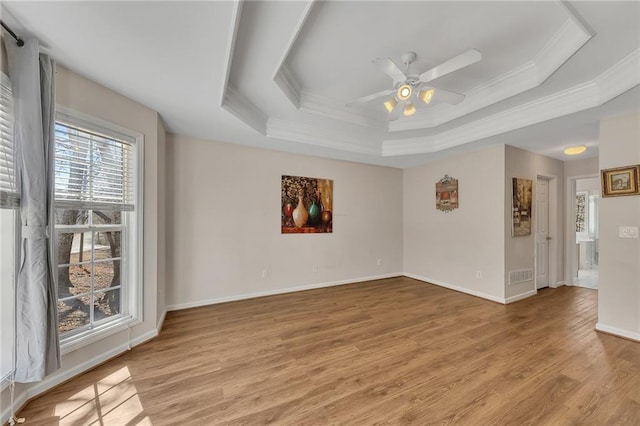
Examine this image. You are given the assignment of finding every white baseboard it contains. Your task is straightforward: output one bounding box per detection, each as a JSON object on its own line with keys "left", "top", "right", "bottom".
{"left": 156, "top": 308, "right": 168, "bottom": 333}
{"left": 166, "top": 273, "right": 403, "bottom": 311}
{"left": 595, "top": 323, "right": 640, "bottom": 342}
{"left": 550, "top": 281, "right": 566, "bottom": 288}
{"left": 403, "top": 273, "right": 506, "bottom": 304}
{"left": 505, "top": 290, "right": 537, "bottom": 304}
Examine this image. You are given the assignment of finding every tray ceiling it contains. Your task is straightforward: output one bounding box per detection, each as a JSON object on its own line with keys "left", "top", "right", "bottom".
{"left": 3, "top": 1, "right": 639, "bottom": 167}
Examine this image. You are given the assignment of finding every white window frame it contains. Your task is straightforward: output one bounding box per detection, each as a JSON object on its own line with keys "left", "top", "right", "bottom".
{"left": 0, "top": 72, "right": 18, "bottom": 391}
{"left": 54, "top": 106, "right": 144, "bottom": 355}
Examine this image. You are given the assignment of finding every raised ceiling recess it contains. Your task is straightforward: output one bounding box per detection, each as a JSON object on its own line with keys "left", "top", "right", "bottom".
{"left": 219, "top": 1, "right": 639, "bottom": 160}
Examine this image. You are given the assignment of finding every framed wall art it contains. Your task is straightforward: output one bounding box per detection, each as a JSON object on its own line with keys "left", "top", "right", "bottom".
{"left": 436, "top": 175, "right": 458, "bottom": 212}
{"left": 281, "top": 175, "right": 333, "bottom": 234}
{"left": 601, "top": 165, "right": 640, "bottom": 197}
{"left": 512, "top": 177, "right": 533, "bottom": 237}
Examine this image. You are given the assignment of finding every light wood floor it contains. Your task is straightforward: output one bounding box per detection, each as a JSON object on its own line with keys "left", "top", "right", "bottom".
{"left": 17, "top": 277, "right": 640, "bottom": 425}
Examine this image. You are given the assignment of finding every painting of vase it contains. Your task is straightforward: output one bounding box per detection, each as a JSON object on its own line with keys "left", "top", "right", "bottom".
{"left": 281, "top": 175, "right": 333, "bottom": 234}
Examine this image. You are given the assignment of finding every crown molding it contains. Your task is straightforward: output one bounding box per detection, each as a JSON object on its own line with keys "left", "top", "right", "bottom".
{"left": 299, "top": 90, "right": 386, "bottom": 129}
{"left": 382, "top": 49, "right": 640, "bottom": 156}
{"left": 272, "top": 0, "right": 315, "bottom": 108}
{"left": 219, "top": 0, "right": 244, "bottom": 107}
{"left": 222, "top": 85, "right": 268, "bottom": 135}
{"left": 274, "top": 63, "right": 302, "bottom": 108}
{"left": 388, "top": 9, "right": 593, "bottom": 132}
{"left": 267, "top": 118, "right": 381, "bottom": 156}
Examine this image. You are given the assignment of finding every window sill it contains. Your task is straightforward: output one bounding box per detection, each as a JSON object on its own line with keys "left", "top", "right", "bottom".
{"left": 60, "top": 316, "right": 140, "bottom": 356}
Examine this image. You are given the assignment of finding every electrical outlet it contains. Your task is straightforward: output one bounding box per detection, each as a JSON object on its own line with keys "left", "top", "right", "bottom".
{"left": 476, "top": 270, "right": 482, "bottom": 279}
{"left": 376, "top": 258, "right": 383, "bottom": 266}
{"left": 261, "top": 269, "right": 268, "bottom": 278}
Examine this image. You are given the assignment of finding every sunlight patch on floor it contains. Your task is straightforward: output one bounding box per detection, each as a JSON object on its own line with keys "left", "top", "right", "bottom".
{"left": 53, "top": 366, "right": 150, "bottom": 425}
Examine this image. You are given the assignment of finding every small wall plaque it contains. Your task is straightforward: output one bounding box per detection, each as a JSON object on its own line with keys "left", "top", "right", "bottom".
{"left": 436, "top": 175, "right": 458, "bottom": 212}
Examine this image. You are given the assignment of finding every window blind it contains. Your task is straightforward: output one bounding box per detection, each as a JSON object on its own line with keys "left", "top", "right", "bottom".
{"left": 55, "top": 121, "right": 135, "bottom": 211}
{"left": 0, "top": 73, "right": 19, "bottom": 209}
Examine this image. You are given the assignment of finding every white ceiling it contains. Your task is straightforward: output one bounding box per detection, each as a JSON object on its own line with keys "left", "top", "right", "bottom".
{"left": 2, "top": 1, "right": 639, "bottom": 168}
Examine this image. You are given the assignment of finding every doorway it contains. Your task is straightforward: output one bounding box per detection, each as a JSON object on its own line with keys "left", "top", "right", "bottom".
{"left": 535, "top": 177, "right": 550, "bottom": 289}
{"left": 575, "top": 177, "right": 599, "bottom": 289}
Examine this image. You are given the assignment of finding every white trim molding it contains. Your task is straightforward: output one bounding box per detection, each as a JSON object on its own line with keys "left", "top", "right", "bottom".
{"left": 403, "top": 273, "right": 506, "bottom": 304}
{"left": 222, "top": 85, "right": 268, "bottom": 135}
{"left": 595, "top": 323, "right": 640, "bottom": 342}
{"left": 166, "top": 273, "right": 402, "bottom": 312}
{"left": 505, "top": 290, "right": 538, "bottom": 304}
{"left": 267, "top": 117, "right": 382, "bottom": 156}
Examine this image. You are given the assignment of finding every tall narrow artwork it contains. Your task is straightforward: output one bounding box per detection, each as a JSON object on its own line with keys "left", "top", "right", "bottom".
{"left": 281, "top": 175, "right": 333, "bottom": 234}
{"left": 512, "top": 177, "right": 533, "bottom": 237}
{"left": 435, "top": 175, "right": 459, "bottom": 212}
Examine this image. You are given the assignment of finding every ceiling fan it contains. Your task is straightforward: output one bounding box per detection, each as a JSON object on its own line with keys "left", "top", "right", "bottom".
{"left": 347, "top": 49, "right": 481, "bottom": 119}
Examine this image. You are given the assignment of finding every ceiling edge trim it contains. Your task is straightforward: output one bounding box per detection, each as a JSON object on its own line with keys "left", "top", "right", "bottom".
{"left": 223, "top": 85, "right": 268, "bottom": 135}
{"left": 389, "top": 13, "right": 593, "bottom": 132}
{"left": 267, "top": 118, "right": 381, "bottom": 156}
{"left": 382, "top": 49, "right": 640, "bottom": 156}
{"left": 219, "top": 0, "right": 244, "bottom": 107}
{"left": 274, "top": 63, "right": 302, "bottom": 108}
{"left": 271, "top": 0, "right": 315, "bottom": 109}
{"left": 299, "top": 90, "right": 386, "bottom": 129}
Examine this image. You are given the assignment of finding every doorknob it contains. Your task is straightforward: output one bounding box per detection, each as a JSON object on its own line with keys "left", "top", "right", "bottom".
{"left": 546, "top": 236, "right": 552, "bottom": 240}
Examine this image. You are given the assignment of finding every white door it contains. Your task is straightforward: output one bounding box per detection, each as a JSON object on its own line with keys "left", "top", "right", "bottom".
{"left": 535, "top": 178, "right": 550, "bottom": 289}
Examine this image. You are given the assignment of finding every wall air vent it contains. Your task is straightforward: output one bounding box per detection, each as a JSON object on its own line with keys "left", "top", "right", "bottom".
{"left": 509, "top": 269, "right": 534, "bottom": 285}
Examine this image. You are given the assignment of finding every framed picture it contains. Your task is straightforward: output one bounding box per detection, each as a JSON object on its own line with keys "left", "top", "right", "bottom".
{"left": 512, "top": 177, "right": 532, "bottom": 237}
{"left": 601, "top": 165, "right": 640, "bottom": 197}
{"left": 281, "top": 175, "right": 333, "bottom": 233}
{"left": 435, "top": 175, "right": 458, "bottom": 212}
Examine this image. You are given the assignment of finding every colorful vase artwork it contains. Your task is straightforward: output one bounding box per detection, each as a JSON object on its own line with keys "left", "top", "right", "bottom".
{"left": 292, "top": 195, "right": 308, "bottom": 228}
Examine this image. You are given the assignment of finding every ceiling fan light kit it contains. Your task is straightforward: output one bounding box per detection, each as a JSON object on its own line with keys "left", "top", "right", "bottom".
{"left": 348, "top": 49, "right": 482, "bottom": 120}
{"left": 419, "top": 89, "right": 434, "bottom": 105}
{"left": 403, "top": 102, "right": 416, "bottom": 117}
{"left": 384, "top": 98, "right": 397, "bottom": 113}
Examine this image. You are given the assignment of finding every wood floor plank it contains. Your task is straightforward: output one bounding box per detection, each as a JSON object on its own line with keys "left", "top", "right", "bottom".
{"left": 16, "top": 277, "right": 640, "bottom": 425}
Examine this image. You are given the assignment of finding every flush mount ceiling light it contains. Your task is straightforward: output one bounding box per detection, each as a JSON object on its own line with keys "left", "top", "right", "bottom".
{"left": 564, "top": 146, "right": 587, "bottom": 155}
{"left": 346, "top": 50, "right": 482, "bottom": 121}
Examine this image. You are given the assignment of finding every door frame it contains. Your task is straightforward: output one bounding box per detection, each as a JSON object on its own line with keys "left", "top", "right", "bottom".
{"left": 535, "top": 174, "right": 559, "bottom": 291}
{"left": 565, "top": 173, "right": 599, "bottom": 285}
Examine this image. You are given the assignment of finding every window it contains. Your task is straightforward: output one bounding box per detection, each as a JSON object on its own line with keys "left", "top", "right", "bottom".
{"left": 54, "top": 109, "right": 142, "bottom": 347}
{"left": 1, "top": 72, "right": 17, "bottom": 385}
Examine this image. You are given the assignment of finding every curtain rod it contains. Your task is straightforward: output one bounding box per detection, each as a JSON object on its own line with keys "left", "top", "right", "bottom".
{"left": 0, "top": 20, "right": 24, "bottom": 47}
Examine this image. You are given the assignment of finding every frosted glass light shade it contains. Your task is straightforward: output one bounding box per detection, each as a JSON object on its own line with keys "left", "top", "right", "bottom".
{"left": 419, "top": 89, "right": 434, "bottom": 104}
{"left": 384, "top": 98, "right": 397, "bottom": 113}
{"left": 403, "top": 102, "right": 416, "bottom": 116}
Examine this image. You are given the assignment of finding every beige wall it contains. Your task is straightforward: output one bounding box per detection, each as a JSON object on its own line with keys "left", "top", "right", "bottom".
{"left": 403, "top": 145, "right": 506, "bottom": 302}
{"left": 504, "top": 145, "right": 564, "bottom": 299}
{"left": 165, "top": 134, "right": 403, "bottom": 308}
{"left": 156, "top": 118, "right": 167, "bottom": 325}
{"left": 598, "top": 112, "right": 640, "bottom": 339}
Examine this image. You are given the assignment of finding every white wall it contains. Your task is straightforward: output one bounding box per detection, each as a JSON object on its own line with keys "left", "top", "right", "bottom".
{"left": 504, "top": 145, "right": 564, "bottom": 299}
{"left": 165, "top": 134, "right": 403, "bottom": 308}
{"left": 597, "top": 112, "right": 640, "bottom": 340}
{"left": 403, "top": 145, "right": 506, "bottom": 302}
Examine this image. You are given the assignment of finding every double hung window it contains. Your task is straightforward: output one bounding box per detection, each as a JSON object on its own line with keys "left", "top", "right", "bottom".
{"left": 54, "top": 111, "right": 142, "bottom": 346}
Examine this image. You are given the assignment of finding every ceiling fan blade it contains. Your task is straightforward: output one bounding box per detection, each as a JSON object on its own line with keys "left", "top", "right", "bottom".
{"left": 346, "top": 89, "right": 395, "bottom": 106}
{"left": 432, "top": 87, "right": 466, "bottom": 105}
{"left": 419, "top": 49, "right": 481, "bottom": 84}
{"left": 373, "top": 57, "right": 407, "bottom": 83}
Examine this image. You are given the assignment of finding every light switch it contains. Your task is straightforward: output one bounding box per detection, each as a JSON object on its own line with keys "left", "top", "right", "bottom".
{"left": 619, "top": 226, "right": 639, "bottom": 239}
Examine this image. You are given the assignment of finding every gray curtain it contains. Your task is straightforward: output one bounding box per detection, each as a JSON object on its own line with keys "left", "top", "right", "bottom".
{"left": 4, "top": 37, "right": 60, "bottom": 382}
